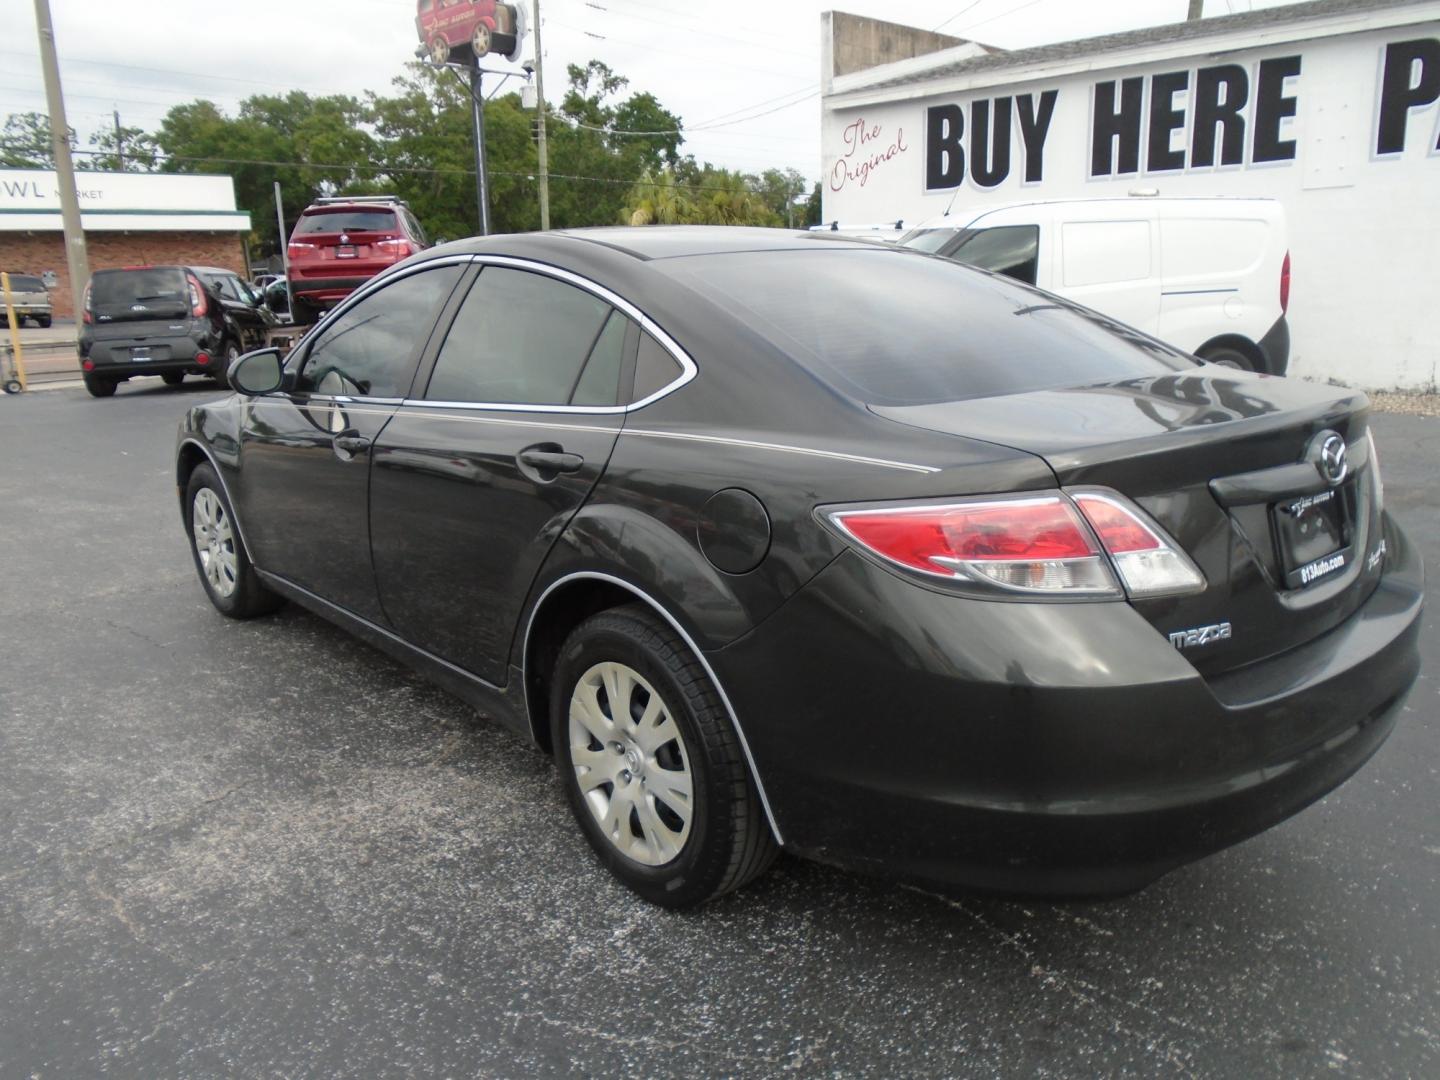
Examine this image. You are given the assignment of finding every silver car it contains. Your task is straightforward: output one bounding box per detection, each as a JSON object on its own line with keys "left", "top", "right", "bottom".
{"left": 3, "top": 273, "right": 52, "bottom": 328}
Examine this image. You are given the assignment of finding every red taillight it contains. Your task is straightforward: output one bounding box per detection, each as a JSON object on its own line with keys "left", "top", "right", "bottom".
{"left": 195, "top": 351, "right": 210, "bottom": 366}
{"left": 287, "top": 242, "right": 317, "bottom": 260}
{"left": 1070, "top": 491, "right": 1204, "bottom": 598}
{"left": 82, "top": 359, "right": 94, "bottom": 371}
{"left": 82, "top": 282, "right": 93, "bottom": 324}
{"left": 1280, "top": 251, "right": 1291, "bottom": 314}
{"left": 830, "top": 490, "right": 1205, "bottom": 599}
{"left": 186, "top": 273, "right": 207, "bottom": 318}
{"left": 831, "top": 495, "right": 1119, "bottom": 595}
{"left": 376, "top": 237, "right": 412, "bottom": 257}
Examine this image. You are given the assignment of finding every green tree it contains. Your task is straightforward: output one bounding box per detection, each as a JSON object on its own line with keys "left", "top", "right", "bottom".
{"left": 1, "top": 112, "right": 74, "bottom": 168}
{"left": 87, "top": 124, "right": 160, "bottom": 172}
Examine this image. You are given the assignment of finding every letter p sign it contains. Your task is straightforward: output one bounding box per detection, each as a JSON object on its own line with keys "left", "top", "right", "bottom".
{"left": 1376, "top": 38, "right": 1440, "bottom": 155}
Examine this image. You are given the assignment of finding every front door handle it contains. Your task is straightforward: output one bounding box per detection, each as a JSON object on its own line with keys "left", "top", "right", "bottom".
{"left": 333, "top": 432, "right": 371, "bottom": 457}
{"left": 517, "top": 444, "right": 584, "bottom": 480}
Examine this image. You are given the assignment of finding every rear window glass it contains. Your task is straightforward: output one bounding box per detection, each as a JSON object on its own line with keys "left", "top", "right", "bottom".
{"left": 294, "top": 210, "right": 398, "bottom": 235}
{"left": 664, "top": 249, "right": 1196, "bottom": 407}
{"left": 5, "top": 275, "right": 45, "bottom": 292}
{"left": 90, "top": 268, "right": 186, "bottom": 306}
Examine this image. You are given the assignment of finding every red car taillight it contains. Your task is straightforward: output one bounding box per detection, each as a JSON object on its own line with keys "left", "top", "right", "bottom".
{"left": 186, "top": 273, "right": 207, "bottom": 317}
{"left": 1069, "top": 491, "right": 1204, "bottom": 598}
{"left": 375, "top": 238, "right": 412, "bottom": 257}
{"left": 287, "top": 242, "right": 318, "bottom": 260}
{"left": 82, "top": 281, "right": 93, "bottom": 324}
{"left": 1280, "top": 250, "right": 1291, "bottom": 314}
{"left": 829, "top": 490, "right": 1203, "bottom": 599}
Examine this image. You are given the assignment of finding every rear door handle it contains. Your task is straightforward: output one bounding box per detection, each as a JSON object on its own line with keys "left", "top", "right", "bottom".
{"left": 517, "top": 445, "right": 584, "bottom": 478}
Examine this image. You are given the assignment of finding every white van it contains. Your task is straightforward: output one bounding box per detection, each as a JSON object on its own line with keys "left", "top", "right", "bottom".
{"left": 898, "top": 197, "right": 1290, "bottom": 374}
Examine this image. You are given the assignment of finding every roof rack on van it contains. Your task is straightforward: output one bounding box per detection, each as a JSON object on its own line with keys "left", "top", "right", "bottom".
{"left": 312, "top": 195, "right": 405, "bottom": 206}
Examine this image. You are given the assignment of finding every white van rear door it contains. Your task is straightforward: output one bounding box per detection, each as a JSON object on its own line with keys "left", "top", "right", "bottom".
{"left": 1055, "top": 206, "right": 1160, "bottom": 333}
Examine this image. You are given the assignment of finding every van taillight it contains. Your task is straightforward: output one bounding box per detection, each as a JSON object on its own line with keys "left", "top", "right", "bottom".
{"left": 186, "top": 273, "right": 207, "bottom": 318}
{"left": 1280, "top": 251, "right": 1291, "bottom": 315}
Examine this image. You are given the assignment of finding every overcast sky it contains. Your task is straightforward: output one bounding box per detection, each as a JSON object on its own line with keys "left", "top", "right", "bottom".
{"left": 1, "top": 0, "right": 1306, "bottom": 182}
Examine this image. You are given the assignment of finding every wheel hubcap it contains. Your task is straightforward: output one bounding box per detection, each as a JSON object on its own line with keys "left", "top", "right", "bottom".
{"left": 568, "top": 661, "right": 692, "bottom": 866}
{"left": 191, "top": 487, "right": 238, "bottom": 598}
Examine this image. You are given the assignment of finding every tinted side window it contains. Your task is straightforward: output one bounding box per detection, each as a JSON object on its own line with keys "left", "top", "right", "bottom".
{"left": 949, "top": 226, "right": 1040, "bottom": 284}
{"left": 630, "top": 333, "right": 684, "bottom": 403}
{"left": 571, "top": 310, "right": 630, "bottom": 407}
{"left": 898, "top": 228, "right": 961, "bottom": 254}
{"left": 426, "top": 267, "right": 611, "bottom": 405}
{"left": 300, "top": 265, "right": 461, "bottom": 398}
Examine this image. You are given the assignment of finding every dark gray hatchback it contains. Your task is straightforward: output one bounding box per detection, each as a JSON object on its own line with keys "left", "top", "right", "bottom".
{"left": 80, "top": 266, "right": 273, "bottom": 397}
{"left": 174, "top": 227, "right": 1423, "bottom": 906}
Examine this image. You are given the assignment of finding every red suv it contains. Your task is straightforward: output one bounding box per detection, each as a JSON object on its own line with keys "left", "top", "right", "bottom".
{"left": 285, "top": 196, "right": 429, "bottom": 325}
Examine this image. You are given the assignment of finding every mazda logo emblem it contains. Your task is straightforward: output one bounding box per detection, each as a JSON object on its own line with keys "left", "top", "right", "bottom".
{"left": 1312, "top": 431, "right": 1348, "bottom": 486}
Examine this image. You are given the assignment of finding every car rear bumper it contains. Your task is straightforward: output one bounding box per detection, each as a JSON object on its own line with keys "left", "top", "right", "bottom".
{"left": 711, "top": 512, "right": 1422, "bottom": 895}
{"left": 80, "top": 330, "right": 219, "bottom": 378}
{"left": 287, "top": 275, "right": 373, "bottom": 302}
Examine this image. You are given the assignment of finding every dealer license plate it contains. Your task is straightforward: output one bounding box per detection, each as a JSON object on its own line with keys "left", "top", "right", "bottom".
{"left": 130, "top": 347, "right": 151, "bottom": 361}
{"left": 1273, "top": 487, "right": 1352, "bottom": 589}
{"left": 335, "top": 245, "right": 357, "bottom": 259}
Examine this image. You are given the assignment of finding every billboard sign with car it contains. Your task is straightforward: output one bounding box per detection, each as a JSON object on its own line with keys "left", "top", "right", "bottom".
{"left": 417, "top": 0, "right": 525, "bottom": 65}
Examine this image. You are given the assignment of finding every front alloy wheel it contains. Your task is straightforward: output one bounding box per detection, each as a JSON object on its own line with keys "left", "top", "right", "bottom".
{"left": 184, "top": 462, "right": 282, "bottom": 619}
{"left": 191, "top": 487, "right": 238, "bottom": 600}
{"left": 552, "top": 605, "right": 777, "bottom": 907}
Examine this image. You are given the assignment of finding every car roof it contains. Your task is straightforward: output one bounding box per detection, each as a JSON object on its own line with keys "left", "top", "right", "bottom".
{"left": 429, "top": 226, "right": 889, "bottom": 263}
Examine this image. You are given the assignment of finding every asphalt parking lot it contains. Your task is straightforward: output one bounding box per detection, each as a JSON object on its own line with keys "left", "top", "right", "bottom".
{"left": 2, "top": 379, "right": 1437, "bottom": 1078}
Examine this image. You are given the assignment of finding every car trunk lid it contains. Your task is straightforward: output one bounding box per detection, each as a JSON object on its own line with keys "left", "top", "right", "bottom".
{"left": 874, "top": 371, "right": 1382, "bottom": 676}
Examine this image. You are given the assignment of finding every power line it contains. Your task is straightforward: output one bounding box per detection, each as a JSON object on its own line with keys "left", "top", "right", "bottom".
{"left": 952, "top": 0, "right": 1050, "bottom": 35}
{"left": 0, "top": 142, "right": 811, "bottom": 195}
{"left": 934, "top": 2, "right": 989, "bottom": 33}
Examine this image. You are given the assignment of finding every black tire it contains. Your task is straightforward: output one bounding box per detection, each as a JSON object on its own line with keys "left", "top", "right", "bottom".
{"left": 551, "top": 604, "right": 778, "bottom": 907}
{"left": 212, "top": 340, "right": 240, "bottom": 389}
{"left": 83, "top": 372, "right": 116, "bottom": 398}
{"left": 161, "top": 371, "right": 185, "bottom": 386}
{"left": 3, "top": 379, "right": 21, "bottom": 395}
{"left": 185, "top": 462, "right": 283, "bottom": 619}
{"left": 38, "top": 316, "right": 51, "bottom": 328}
{"left": 1199, "top": 344, "right": 1256, "bottom": 371}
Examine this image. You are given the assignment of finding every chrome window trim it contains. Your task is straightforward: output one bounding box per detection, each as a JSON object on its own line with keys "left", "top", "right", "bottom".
{"left": 624, "top": 427, "right": 941, "bottom": 475}
{"left": 522, "top": 571, "right": 783, "bottom": 846}
{"left": 413, "top": 254, "right": 697, "bottom": 415}
{"left": 289, "top": 252, "right": 697, "bottom": 414}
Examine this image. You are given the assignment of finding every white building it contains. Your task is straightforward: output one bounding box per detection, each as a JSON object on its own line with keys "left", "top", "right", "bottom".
{"left": 820, "top": 0, "right": 1440, "bottom": 390}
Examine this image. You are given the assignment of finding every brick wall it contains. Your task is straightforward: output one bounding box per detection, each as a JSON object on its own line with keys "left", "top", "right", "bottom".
{"left": 0, "top": 231, "right": 249, "bottom": 319}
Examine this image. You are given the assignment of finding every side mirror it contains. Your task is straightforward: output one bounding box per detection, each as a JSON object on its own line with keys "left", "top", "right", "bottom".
{"left": 230, "top": 347, "right": 285, "bottom": 396}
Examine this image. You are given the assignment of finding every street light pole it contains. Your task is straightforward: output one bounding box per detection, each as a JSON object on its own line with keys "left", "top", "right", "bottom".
{"left": 470, "top": 59, "right": 491, "bottom": 236}
{"left": 533, "top": 0, "right": 550, "bottom": 230}
{"left": 32, "top": 0, "right": 89, "bottom": 327}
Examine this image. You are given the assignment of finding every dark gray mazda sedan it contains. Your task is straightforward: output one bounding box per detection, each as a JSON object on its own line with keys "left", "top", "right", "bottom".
{"left": 176, "top": 227, "right": 1422, "bottom": 906}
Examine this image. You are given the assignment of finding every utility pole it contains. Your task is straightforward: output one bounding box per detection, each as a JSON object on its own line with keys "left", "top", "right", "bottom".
{"left": 470, "top": 61, "right": 491, "bottom": 235}
{"left": 32, "top": 0, "right": 89, "bottom": 328}
{"left": 113, "top": 109, "right": 125, "bottom": 171}
{"left": 533, "top": 0, "right": 550, "bottom": 230}
{"left": 1187, "top": 0, "right": 1204, "bottom": 20}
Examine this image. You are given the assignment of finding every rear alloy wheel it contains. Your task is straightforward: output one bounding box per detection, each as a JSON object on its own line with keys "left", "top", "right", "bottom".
{"left": 472, "top": 21, "right": 492, "bottom": 58}
{"left": 186, "top": 462, "right": 282, "bottom": 618}
{"left": 83, "top": 372, "right": 116, "bottom": 398}
{"left": 551, "top": 605, "right": 777, "bottom": 907}
{"left": 428, "top": 35, "right": 450, "bottom": 66}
